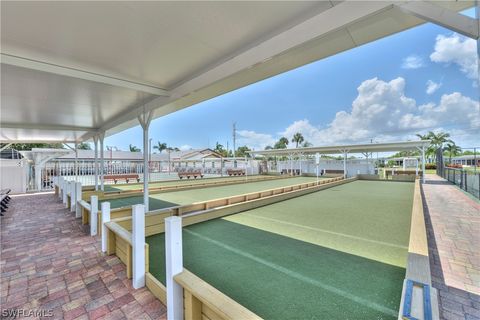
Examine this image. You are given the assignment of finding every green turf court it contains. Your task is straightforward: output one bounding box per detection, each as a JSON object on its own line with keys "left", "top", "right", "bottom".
{"left": 100, "top": 176, "right": 319, "bottom": 210}
{"left": 147, "top": 180, "right": 414, "bottom": 319}
{"left": 103, "top": 175, "right": 278, "bottom": 192}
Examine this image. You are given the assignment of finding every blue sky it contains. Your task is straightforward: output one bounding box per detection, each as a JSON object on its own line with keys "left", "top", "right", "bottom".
{"left": 105, "top": 8, "right": 479, "bottom": 152}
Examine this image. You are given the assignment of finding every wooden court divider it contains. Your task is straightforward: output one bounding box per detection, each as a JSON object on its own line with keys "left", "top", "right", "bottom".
{"left": 398, "top": 179, "right": 439, "bottom": 320}
{"left": 175, "top": 270, "right": 261, "bottom": 320}
{"left": 97, "top": 174, "right": 287, "bottom": 201}
{"left": 107, "top": 176, "right": 351, "bottom": 236}
{"left": 104, "top": 220, "right": 149, "bottom": 280}
{"left": 81, "top": 176, "right": 345, "bottom": 236}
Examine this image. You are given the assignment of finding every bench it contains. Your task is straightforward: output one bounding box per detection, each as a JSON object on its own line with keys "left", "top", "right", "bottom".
{"left": 280, "top": 169, "right": 301, "bottom": 176}
{"left": 385, "top": 170, "right": 422, "bottom": 178}
{"left": 227, "top": 169, "right": 245, "bottom": 176}
{"left": 178, "top": 170, "right": 204, "bottom": 179}
{"left": 104, "top": 174, "right": 140, "bottom": 184}
{"left": 1, "top": 188, "right": 11, "bottom": 216}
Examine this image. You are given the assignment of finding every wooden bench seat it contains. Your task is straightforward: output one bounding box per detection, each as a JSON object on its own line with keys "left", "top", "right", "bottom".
{"left": 104, "top": 174, "right": 140, "bottom": 184}
{"left": 227, "top": 169, "right": 245, "bottom": 176}
{"left": 178, "top": 170, "right": 204, "bottom": 179}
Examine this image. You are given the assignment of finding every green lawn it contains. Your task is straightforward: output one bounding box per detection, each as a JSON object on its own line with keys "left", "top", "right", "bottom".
{"left": 147, "top": 180, "right": 413, "bottom": 319}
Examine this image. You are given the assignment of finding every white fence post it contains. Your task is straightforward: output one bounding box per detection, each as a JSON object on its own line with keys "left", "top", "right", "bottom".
{"left": 75, "top": 182, "right": 82, "bottom": 218}
{"left": 70, "top": 181, "right": 76, "bottom": 212}
{"left": 165, "top": 216, "right": 184, "bottom": 320}
{"left": 90, "top": 195, "right": 98, "bottom": 236}
{"left": 63, "top": 180, "right": 69, "bottom": 207}
{"left": 57, "top": 177, "right": 61, "bottom": 199}
{"left": 132, "top": 204, "right": 146, "bottom": 289}
{"left": 101, "top": 202, "right": 111, "bottom": 253}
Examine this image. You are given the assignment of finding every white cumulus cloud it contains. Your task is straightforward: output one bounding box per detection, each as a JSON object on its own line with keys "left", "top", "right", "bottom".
{"left": 236, "top": 130, "right": 276, "bottom": 151}
{"left": 401, "top": 55, "right": 425, "bottom": 69}
{"left": 426, "top": 80, "right": 442, "bottom": 95}
{"left": 179, "top": 145, "right": 193, "bottom": 151}
{"left": 238, "top": 77, "right": 478, "bottom": 149}
{"left": 430, "top": 33, "right": 478, "bottom": 81}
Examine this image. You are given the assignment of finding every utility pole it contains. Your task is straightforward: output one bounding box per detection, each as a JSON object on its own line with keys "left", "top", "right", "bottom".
{"left": 233, "top": 122, "right": 237, "bottom": 168}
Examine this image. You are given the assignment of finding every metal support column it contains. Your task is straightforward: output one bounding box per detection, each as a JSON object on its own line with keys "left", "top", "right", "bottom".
{"left": 99, "top": 133, "right": 105, "bottom": 191}
{"left": 341, "top": 149, "right": 348, "bottom": 179}
{"left": 138, "top": 109, "right": 153, "bottom": 212}
{"left": 93, "top": 135, "right": 99, "bottom": 191}
{"left": 421, "top": 146, "right": 426, "bottom": 183}
{"left": 74, "top": 143, "right": 78, "bottom": 182}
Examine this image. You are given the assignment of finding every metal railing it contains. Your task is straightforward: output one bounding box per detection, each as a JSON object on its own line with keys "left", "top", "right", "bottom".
{"left": 442, "top": 167, "right": 480, "bottom": 199}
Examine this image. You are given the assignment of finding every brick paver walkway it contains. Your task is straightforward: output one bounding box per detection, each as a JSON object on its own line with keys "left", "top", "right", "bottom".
{"left": 422, "top": 174, "right": 480, "bottom": 320}
{"left": 0, "top": 192, "right": 167, "bottom": 319}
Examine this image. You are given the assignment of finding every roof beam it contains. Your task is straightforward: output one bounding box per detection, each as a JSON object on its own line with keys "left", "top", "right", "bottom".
{"left": 0, "top": 122, "right": 95, "bottom": 132}
{"left": 396, "top": 1, "right": 479, "bottom": 39}
{"left": 1, "top": 53, "right": 170, "bottom": 96}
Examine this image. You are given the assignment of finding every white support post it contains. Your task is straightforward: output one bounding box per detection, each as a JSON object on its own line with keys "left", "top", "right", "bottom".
{"left": 244, "top": 156, "right": 248, "bottom": 181}
{"left": 70, "top": 181, "right": 76, "bottom": 212}
{"left": 290, "top": 154, "right": 293, "bottom": 176}
{"left": 343, "top": 150, "right": 348, "bottom": 179}
{"left": 165, "top": 216, "right": 184, "bottom": 320}
{"left": 421, "top": 146, "right": 426, "bottom": 183}
{"left": 63, "top": 180, "right": 69, "bottom": 207}
{"left": 90, "top": 196, "right": 98, "bottom": 236}
{"left": 74, "top": 143, "right": 78, "bottom": 183}
{"left": 101, "top": 202, "right": 111, "bottom": 253}
{"left": 132, "top": 204, "right": 146, "bottom": 289}
{"left": 138, "top": 110, "right": 153, "bottom": 212}
{"left": 100, "top": 133, "right": 105, "bottom": 191}
{"left": 93, "top": 136, "right": 99, "bottom": 191}
{"left": 299, "top": 154, "right": 303, "bottom": 175}
{"left": 75, "top": 182, "right": 82, "bottom": 218}
{"left": 58, "top": 177, "right": 64, "bottom": 200}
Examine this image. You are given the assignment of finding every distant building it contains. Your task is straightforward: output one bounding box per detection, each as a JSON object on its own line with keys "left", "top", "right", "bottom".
{"left": 449, "top": 155, "right": 480, "bottom": 166}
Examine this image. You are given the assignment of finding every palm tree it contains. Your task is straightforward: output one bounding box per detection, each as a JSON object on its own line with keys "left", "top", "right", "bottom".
{"left": 129, "top": 144, "right": 141, "bottom": 152}
{"left": 274, "top": 137, "right": 289, "bottom": 149}
{"left": 153, "top": 142, "right": 167, "bottom": 153}
{"left": 302, "top": 141, "right": 313, "bottom": 148}
{"left": 292, "top": 132, "right": 304, "bottom": 148}
{"left": 444, "top": 143, "right": 462, "bottom": 164}
{"left": 416, "top": 131, "right": 453, "bottom": 162}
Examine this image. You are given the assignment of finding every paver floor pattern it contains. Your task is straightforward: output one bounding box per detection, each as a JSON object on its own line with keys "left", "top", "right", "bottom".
{"left": 423, "top": 174, "right": 480, "bottom": 320}
{"left": 0, "top": 192, "right": 166, "bottom": 320}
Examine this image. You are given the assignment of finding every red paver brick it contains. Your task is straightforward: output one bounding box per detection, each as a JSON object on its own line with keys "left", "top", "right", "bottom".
{"left": 423, "top": 174, "right": 480, "bottom": 320}
{"left": 0, "top": 192, "right": 165, "bottom": 319}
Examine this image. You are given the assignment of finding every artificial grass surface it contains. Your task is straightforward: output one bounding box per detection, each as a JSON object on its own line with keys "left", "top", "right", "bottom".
{"left": 225, "top": 180, "right": 414, "bottom": 267}
{"left": 100, "top": 176, "right": 318, "bottom": 210}
{"left": 146, "top": 180, "right": 413, "bottom": 319}
{"left": 103, "top": 175, "right": 278, "bottom": 192}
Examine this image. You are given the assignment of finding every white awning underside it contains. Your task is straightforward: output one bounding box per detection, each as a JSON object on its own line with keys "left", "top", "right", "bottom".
{"left": 248, "top": 140, "right": 431, "bottom": 156}
{"left": 1, "top": 1, "right": 475, "bottom": 143}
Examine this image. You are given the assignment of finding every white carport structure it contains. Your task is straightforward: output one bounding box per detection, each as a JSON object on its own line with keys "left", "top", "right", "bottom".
{"left": 249, "top": 140, "right": 431, "bottom": 182}
{"left": 20, "top": 148, "right": 72, "bottom": 191}
{"left": 1, "top": 1, "right": 477, "bottom": 209}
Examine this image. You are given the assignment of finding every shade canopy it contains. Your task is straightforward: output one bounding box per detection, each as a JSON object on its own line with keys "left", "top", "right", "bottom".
{"left": 248, "top": 140, "right": 431, "bottom": 156}
{"left": 1, "top": 1, "right": 475, "bottom": 143}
